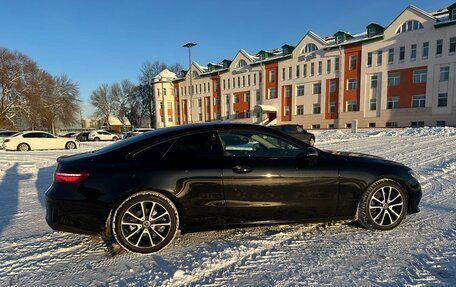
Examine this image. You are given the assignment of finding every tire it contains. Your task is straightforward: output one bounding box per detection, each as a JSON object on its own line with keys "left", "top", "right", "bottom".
{"left": 112, "top": 191, "right": 179, "bottom": 254}
{"left": 65, "top": 141, "right": 76, "bottom": 150}
{"left": 94, "top": 137, "right": 100, "bottom": 142}
{"left": 112, "top": 136, "right": 118, "bottom": 141}
{"left": 357, "top": 179, "right": 408, "bottom": 230}
{"left": 309, "top": 137, "right": 315, "bottom": 146}
{"left": 17, "top": 143, "right": 30, "bottom": 151}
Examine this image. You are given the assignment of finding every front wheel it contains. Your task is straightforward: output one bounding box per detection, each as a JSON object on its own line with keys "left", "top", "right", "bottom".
{"left": 112, "top": 136, "right": 118, "bottom": 141}
{"left": 112, "top": 192, "right": 179, "bottom": 254}
{"left": 18, "top": 143, "right": 30, "bottom": 151}
{"left": 357, "top": 179, "right": 407, "bottom": 230}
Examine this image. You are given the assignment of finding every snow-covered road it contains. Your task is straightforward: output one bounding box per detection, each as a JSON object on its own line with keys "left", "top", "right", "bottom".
{"left": 0, "top": 128, "right": 455, "bottom": 286}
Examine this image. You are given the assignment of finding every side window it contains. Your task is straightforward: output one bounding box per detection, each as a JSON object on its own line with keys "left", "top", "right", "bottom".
{"left": 23, "top": 133, "right": 39, "bottom": 138}
{"left": 218, "top": 130, "right": 302, "bottom": 158}
{"left": 42, "top": 133, "right": 54, "bottom": 138}
{"left": 134, "top": 140, "right": 172, "bottom": 160}
{"left": 165, "top": 132, "right": 222, "bottom": 158}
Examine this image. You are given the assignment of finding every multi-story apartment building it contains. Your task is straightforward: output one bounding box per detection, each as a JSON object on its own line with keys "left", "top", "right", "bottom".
{"left": 157, "top": 2, "right": 456, "bottom": 129}
{"left": 153, "top": 69, "right": 178, "bottom": 128}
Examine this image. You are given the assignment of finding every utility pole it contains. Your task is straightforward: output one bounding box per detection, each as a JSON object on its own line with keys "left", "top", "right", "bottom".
{"left": 182, "top": 42, "right": 197, "bottom": 124}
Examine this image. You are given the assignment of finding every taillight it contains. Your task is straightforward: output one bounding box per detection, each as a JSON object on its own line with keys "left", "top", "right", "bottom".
{"left": 3, "top": 139, "right": 10, "bottom": 143}
{"left": 54, "top": 172, "right": 89, "bottom": 183}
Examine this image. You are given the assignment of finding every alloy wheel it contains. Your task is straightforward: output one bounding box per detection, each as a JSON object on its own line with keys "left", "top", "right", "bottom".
{"left": 368, "top": 186, "right": 404, "bottom": 227}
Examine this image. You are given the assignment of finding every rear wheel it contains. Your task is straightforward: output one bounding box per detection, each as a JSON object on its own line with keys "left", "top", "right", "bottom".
{"left": 112, "top": 192, "right": 179, "bottom": 254}
{"left": 358, "top": 179, "right": 407, "bottom": 230}
{"left": 65, "top": 141, "right": 76, "bottom": 149}
{"left": 112, "top": 136, "right": 118, "bottom": 141}
{"left": 94, "top": 137, "right": 100, "bottom": 142}
{"left": 17, "top": 143, "right": 30, "bottom": 151}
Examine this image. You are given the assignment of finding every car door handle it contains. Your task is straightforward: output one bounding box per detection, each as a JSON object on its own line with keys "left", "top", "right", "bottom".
{"left": 232, "top": 165, "right": 252, "bottom": 174}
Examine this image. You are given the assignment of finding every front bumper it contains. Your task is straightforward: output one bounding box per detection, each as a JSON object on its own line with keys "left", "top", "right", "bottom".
{"left": 407, "top": 178, "right": 422, "bottom": 214}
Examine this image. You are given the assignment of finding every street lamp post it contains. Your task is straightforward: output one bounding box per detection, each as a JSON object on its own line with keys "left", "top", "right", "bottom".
{"left": 182, "top": 42, "right": 197, "bottom": 124}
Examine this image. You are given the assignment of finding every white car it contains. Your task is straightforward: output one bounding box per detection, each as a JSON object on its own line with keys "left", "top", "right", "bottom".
{"left": 88, "top": 130, "right": 119, "bottom": 141}
{"left": 0, "top": 130, "right": 19, "bottom": 149}
{"left": 2, "top": 131, "right": 80, "bottom": 151}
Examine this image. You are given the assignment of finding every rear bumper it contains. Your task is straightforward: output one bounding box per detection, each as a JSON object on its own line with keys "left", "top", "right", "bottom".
{"left": 45, "top": 190, "right": 110, "bottom": 235}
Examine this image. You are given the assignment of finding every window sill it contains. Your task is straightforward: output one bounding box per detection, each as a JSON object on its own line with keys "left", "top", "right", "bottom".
{"left": 422, "top": 56, "right": 428, "bottom": 60}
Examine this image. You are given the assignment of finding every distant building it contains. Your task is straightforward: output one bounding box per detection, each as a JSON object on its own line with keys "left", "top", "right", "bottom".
{"left": 152, "top": 69, "right": 178, "bottom": 128}
{"left": 165, "top": 2, "right": 456, "bottom": 128}
{"left": 81, "top": 116, "right": 132, "bottom": 132}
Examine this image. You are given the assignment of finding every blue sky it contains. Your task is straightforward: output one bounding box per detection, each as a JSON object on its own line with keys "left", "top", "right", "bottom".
{"left": 0, "top": 0, "right": 451, "bottom": 116}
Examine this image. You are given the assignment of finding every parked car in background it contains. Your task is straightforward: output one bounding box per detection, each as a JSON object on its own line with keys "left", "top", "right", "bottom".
{"left": 0, "top": 130, "right": 19, "bottom": 148}
{"left": 88, "top": 130, "right": 119, "bottom": 141}
{"left": 61, "top": 132, "right": 77, "bottom": 138}
{"left": 123, "top": 128, "right": 155, "bottom": 139}
{"left": 269, "top": 124, "right": 316, "bottom": 146}
{"left": 75, "top": 132, "right": 90, "bottom": 142}
{"left": 46, "top": 123, "right": 421, "bottom": 254}
{"left": 3, "top": 131, "right": 79, "bottom": 151}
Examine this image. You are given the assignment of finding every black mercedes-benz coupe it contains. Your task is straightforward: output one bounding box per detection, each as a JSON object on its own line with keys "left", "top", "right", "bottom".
{"left": 46, "top": 123, "right": 421, "bottom": 253}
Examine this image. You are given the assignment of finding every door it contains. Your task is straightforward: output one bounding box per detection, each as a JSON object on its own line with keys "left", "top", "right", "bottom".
{"left": 133, "top": 131, "right": 227, "bottom": 228}
{"left": 218, "top": 129, "right": 339, "bottom": 223}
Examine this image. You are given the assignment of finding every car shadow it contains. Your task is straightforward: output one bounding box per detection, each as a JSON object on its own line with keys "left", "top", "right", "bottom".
{"left": 0, "top": 163, "right": 32, "bottom": 236}
{"left": 36, "top": 165, "right": 56, "bottom": 208}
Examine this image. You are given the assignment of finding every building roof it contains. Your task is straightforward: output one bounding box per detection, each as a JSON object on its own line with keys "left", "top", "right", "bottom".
{"left": 153, "top": 68, "right": 177, "bottom": 82}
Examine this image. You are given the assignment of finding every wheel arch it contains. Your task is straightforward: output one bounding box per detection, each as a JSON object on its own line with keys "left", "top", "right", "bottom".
{"left": 17, "top": 142, "right": 31, "bottom": 151}
{"left": 105, "top": 188, "right": 187, "bottom": 236}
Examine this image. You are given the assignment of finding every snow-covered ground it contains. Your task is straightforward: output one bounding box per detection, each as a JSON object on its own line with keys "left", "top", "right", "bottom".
{"left": 1, "top": 128, "right": 455, "bottom": 286}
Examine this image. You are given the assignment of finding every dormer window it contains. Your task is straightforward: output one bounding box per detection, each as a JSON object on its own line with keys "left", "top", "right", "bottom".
{"left": 336, "top": 35, "right": 343, "bottom": 44}
{"left": 237, "top": 59, "right": 247, "bottom": 68}
{"left": 396, "top": 20, "right": 423, "bottom": 33}
{"left": 192, "top": 71, "right": 199, "bottom": 78}
{"left": 304, "top": 43, "right": 318, "bottom": 53}
{"left": 368, "top": 27, "right": 376, "bottom": 37}
{"left": 452, "top": 8, "right": 456, "bottom": 20}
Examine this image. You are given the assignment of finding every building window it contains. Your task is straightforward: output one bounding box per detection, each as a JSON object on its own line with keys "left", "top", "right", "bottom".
{"left": 396, "top": 20, "right": 424, "bottom": 33}
{"left": 296, "top": 105, "right": 304, "bottom": 115}
{"left": 318, "top": 61, "right": 322, "bottom": 75}
{"left": 245, "top": 92, "right": 250, "bottom": 102}
{"left": 438, "top": 93, "right": 448, "bottom": 107}
{"left": 411, "top": 44, "right": 417, "bottom": 60}
{"left": 268, "top": 88, "right": 277, "bottom": 99}
{"left": 367, "top": 52, "right": 372, "bottom": 66}
{"left": 234, "top": 111, "right": 239, "bottom": 119}
{"left": 436, "top": 39, "right": 443, "bottom": 56}
{"left": 227, "top": 79, "right": 231, "bottom": 89}
{"left": 440, "top": 66, "right": 449, "bottom": 81}
{"left": 269, "top": 70, "right": 275, "bottom": 82}
{"left": 347, "top": 100, "right": 357, "bottom": 112}
{"left": 284, "top": 106, "right": 290, "bottom": 116}
{"left": 335, "top": 57, "right": 340, "bottom": 72}
{"left": 238, "top": 77, "right": 241, "bottom": 87}
{"left": 377, "top": 50, "right": 382, "bottom": 65}
{"left": 237, "top": 59, "right": 247, "bottom": 68}
{"left": 234, "top": 95, "right": 239, "bottom": 103}
{"left": 371, "top": 75, "right": 378, "bottom": 88}
{"left": 285, "top": 86, "right": 291, "bottom": 97}
{"left": 422, "top": 42, "right": 429, "bottom": 58}
{"left": 225, "top": 94, "right": 230, "bottom": 104}
{"left": 288, "top": 67, "right": 292, "bottom": 79}
{"left": 303, "top": 64, "right": 307, "bottom": 77}
{"left": 387, "top": 97, "right": 399, "bottom": 109}
{"left": 256, "top": 90, "right": 261, "bottom": 101}
{"left": 413, "top": 70, "right": 427, "bottom": 83}
{"left": 313, "top": 83, "right": 321, "bottom": 94}
{"left": 386, "top": 122, "right": 398, "bottom": 128}
{"left": 246, "top": 110, "right": 251, "bottom": 118}
{"left": 198, "top": 98, "right": 202, "bottom": 107}
{"left": 248, "top": 75, "right": 251, "bottom": 86}
{"left": 282, "top": 68, "right": 286, "bottom": 81}
{"left": 328, "top": 124, "right": 335, "bottom": 129}
{"left": 347, "top": 78, "right": 358, "bottom": 90}
{"left": 346, "top": 123, "right": 352, "bottom": 128}
{"left": 326, "top": 59, "right": 331, "bottom": 74}
{"left": 330, "top": 80, "right": 336, "bottom": 93}
{"left": 370, "top": 98, "right": 377, "bottom": 111}
{"left": 436, "top": 120, "right": 446, "bottom": 127}
{"left": 296, "top": 65, "right": 300, "bottom": 78}
{"left": 313, "top": 104, "right": 321, "bottom": 114}
{"left": 368, "top": 122, "right": 376, "bottom": 128}
{"left": 349, "top": 55, "right": 357, "bottom": 70}
{"left": 297, "top": 85, "right": 305, "bottom": 96}
{"left": 253, "top": 74, "right": 256, "bottom": 85}
{"left": 388, "top": 48, "right": 394, "bottom": 64}
{"left": 233, "top": 77, "right": 236, "bottom": 89}
{"left": 399, "top": 46, "right": 405, "bottom": 61}
{"left": 412, "top": 95, "right": 425, "bottom": 108}
{"left": 310, "top": 63, "right": 315, "bottom": 76}
{"left": 304, "top": 43, "right": 318, "bottom": 53}
{"left": 411, "top": 121, "right": 425, "bottom": 128}
{"left": 311, "top": 124, "right": 321, "bottom": 129}
{"left": 388, "top": 73, "right": 400, "bottom": 86}
{"left": 450, "top": 37, "right": 456, "bottom": 53}
{"left": 329, "top": 102, "right": 336, "bottom": 113}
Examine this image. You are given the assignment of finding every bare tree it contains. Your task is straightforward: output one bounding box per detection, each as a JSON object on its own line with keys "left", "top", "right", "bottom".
{"left": 90, "top": 84, "right": 118, "bottom": 128}
{"left": 168, "top": 63, "right": 183, "bottom": 75}
{"left": 0, "top": 48, "right": 38, "bottom": 128}
{"left": 111, "top": 79, "right": 135, "bottom": 126}
{"left": 138, "top": 61, "right": 167, "bottom": 128}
